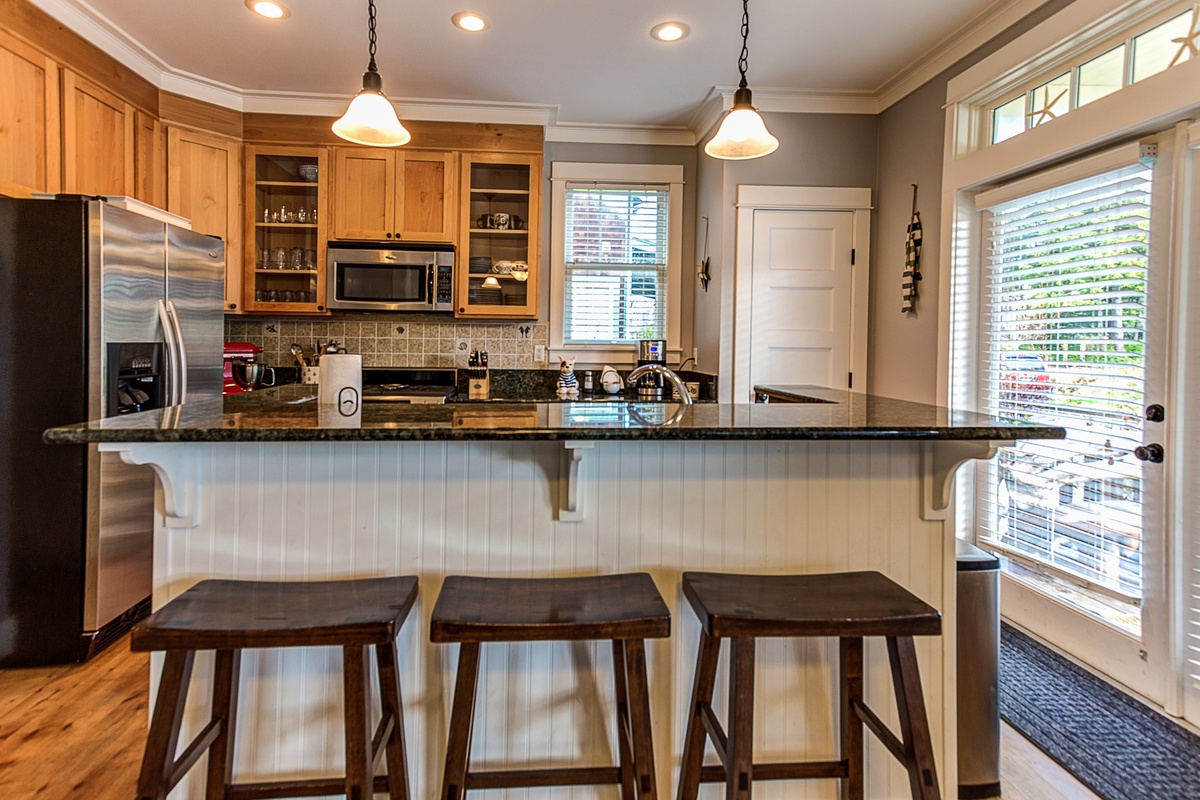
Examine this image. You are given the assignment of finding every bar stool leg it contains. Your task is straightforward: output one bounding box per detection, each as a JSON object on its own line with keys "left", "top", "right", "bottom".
{"left": 676, "top": 631, "right": 720, "bottom": 800}
{"left": 441, "top": 642, "right": 482, "bottom": 800}
{"left": 342, "top": 645, "right": 374, "bottom": 800}
{"left": 838, "top": 638, "right": 864, "bottom": 800}
{"left": 376, "top": 640, "right": 411, "bottom": 800}
{"left": 726, "top": 637, "right": 755, "bottom": 800}
{"left": 137, "top": 650, "right": 196, "bottom": 800}
{"left": 611, "top": 640, "right": 637, "bottom": 800}
{"left": 887, "top": 636, "right": 941, "bottom": 800}
{"left": 623, "top": 638, "right": 659, "bottom": 800}
{"left": 204, "top": 649, "right": 241, "bottom": 800}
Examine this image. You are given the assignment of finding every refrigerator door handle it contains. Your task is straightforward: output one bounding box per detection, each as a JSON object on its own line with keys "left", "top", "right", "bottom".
{"left": 167, "top": 300, "right": 188, "bottom": 403}
{"left": 157, "top": 298, "right": 179, "bottom": 405}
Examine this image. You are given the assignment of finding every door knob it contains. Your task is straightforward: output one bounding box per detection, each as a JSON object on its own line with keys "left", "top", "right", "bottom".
{"left": 1145, "top": 404, "right": 1165, "bottom": 422}
{"left": 1133, "top": 443, "right": 1164, "bottom": 463}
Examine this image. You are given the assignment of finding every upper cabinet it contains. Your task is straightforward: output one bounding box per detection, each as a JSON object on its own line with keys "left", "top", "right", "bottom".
{"left": 332, "top": 148, "right": 457, "bottom": 242}
{"left": 61, "top": 69, "right": 134, "bottom": 196}
{"left": 243, "top": 145, "right": 329, "bottom": 315}
{"left": 134, "top": 111, "right": 165, "bottom": 209}
{"left": 167, "top": 127, "right": 243, "bottom": 311}
{"left": 0, "top": 30, "right": 59, "bottom": 196}
{"left": 456, "top": 152, "right": 540, "bottom": 318}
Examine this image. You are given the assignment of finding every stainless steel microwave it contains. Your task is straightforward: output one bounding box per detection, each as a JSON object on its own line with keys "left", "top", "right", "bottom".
{"left": 326, "top": 243, "right": 455, "bottom": 312}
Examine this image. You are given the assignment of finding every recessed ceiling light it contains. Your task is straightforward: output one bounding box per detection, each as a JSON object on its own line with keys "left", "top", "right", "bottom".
{"left": 452, "top": 12, "right": 490, "bottom": 32}
{"left": 651, "top": 21, "right": 689, "bottom": 42}
{"left": 246, "top": 0, "right": 290, "bottom": 19}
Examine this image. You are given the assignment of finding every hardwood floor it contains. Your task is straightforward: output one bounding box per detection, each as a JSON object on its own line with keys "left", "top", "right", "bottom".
{"left": 0, "top": 638, "right": 148, "bottom": 800}
{"left": 0, "top": 637, "right": 1101, "bottom": 800}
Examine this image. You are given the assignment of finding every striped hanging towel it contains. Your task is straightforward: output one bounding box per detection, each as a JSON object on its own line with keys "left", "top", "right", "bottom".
{"left": 901, "top": 209, "right": 922, "bottom": 314}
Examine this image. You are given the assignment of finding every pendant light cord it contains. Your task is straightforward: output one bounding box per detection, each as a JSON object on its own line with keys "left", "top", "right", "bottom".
{"left": 367, "top": 0, "right": 378, "bottom": 73}
{"left": 737, "top": 0, "right": 750, "bottom": 90}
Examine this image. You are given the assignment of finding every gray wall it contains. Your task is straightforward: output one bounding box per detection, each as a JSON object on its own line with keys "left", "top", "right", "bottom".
{"left": 870, "top": 0, "right": 1077, "bottom": 403}
{"left": 693, "top": 113, "right": 880, "bottom": 399}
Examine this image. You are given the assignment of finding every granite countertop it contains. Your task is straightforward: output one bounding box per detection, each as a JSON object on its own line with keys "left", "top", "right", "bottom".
{"left": 43, "top": 387, "right": 1066, "bottom": 444}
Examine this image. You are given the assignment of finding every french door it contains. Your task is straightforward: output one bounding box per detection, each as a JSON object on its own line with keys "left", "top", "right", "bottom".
{"left": 972, "top": 143, "right": 1172, "bottom": 703}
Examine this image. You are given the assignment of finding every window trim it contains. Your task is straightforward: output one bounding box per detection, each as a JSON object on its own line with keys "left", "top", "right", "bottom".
{"left": 549, "top": 162, "right": 684, "bottom": 365}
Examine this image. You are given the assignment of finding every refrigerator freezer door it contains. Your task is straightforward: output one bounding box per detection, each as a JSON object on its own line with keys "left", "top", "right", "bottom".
{"left": 166, "top": 227, "right": 224, "bottom": 403}
{"left": 85, "top": 449, "right": 154, "bottom": 632}
{"left": 92, "top": 202, "right": 167, "bottom": 420}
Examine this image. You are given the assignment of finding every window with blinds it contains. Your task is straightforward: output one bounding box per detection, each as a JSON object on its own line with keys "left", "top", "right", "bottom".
{"left": 562, "top": 185, "right": 668, "bottom": 345}
{"left": 977, "top": 163, "right": 1151, "bottom": 632}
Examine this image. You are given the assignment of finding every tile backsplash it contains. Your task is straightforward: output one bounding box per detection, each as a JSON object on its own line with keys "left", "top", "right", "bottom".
{"left": 225, "top": 317, "right": 549, "bottom": 369}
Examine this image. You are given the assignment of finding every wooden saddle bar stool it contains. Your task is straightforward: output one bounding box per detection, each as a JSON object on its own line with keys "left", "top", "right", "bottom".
{"left": 430, "top": 573, "right": 671, "bottom": 800}
{"left": 130, "top": 576, "right": 419, "bottom": 800}
{"left": 677, "top": 571, "right": 943, "bottom": 800}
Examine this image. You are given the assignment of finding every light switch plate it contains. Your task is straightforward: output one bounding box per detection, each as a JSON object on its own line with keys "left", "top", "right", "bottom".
{"left": 534, "top": 345, "right": 546, "bottom": 362}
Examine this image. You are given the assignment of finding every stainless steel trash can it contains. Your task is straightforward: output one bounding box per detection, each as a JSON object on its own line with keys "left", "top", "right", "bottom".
{"left": 957, "top": 538, "right": 1001, "bottom": 799}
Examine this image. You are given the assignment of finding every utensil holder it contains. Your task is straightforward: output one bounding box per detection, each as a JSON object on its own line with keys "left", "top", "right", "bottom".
{"left": 301, "top": 366, "right": 320, "bottom": 384}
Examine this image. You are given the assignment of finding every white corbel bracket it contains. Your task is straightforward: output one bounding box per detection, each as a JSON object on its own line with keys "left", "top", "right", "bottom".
{"left": 99, "top": 442, "right": 199, "bottom": 528}
{"left": 921, "top": 440, "right": 1009, "bottom": 520}
{"left": 558, "top": 440, "right": 594, "bottom": 522}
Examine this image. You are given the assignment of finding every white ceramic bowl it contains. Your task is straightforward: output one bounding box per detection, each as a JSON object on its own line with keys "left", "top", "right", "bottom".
{"left": 298, "top": 165, "right": 318, "bottom": 182}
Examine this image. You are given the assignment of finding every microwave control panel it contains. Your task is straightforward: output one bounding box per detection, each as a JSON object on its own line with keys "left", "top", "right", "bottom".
{"left": 435, "top": 263, "right": 454, "bottom": 304}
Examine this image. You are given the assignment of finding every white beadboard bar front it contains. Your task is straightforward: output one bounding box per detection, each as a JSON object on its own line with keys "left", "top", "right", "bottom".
{"left": 126, "top": 438, "right": 958, "bottom": 800}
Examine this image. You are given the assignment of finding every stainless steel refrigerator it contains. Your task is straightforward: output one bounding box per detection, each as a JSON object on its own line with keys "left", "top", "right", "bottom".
{"left": 0, "top": 196, "right": 224, "bottom": 666}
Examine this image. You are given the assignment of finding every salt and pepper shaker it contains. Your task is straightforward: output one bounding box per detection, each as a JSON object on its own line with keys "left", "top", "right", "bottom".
{"left": 582, "top": 370, "right": 594, "bottom": 393}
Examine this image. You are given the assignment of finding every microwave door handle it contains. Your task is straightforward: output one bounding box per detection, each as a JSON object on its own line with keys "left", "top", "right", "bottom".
{"left": 427, "top": 263, "right": 435, "bottom": 305}
{"left": 167, "top": 300, "right": 188, "bottom": 403}
{"left": 157, "top": 299, "right": 178, "bottom": 405}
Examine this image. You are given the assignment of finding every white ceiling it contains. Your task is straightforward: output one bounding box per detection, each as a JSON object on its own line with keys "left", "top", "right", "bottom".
{"left": 33, "top": 0, "right": 1046, "bottom": 140}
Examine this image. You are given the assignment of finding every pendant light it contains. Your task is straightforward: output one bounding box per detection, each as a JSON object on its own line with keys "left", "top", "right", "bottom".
{"left": 332, "top": 0, "right": 411, "bottom": 147}
{"left": 704, "top": 0, "right": 778, "bottom": 160}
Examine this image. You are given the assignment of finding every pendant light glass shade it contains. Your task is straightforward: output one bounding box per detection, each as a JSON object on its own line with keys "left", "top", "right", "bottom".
{"left": 704, "top": 87, "right": 778, "bottom": 160}
{"left": 332, "top": 0, "right": 410, "bottom": 147}
{"left": 705, "top": 0, "right": 777, "bottom": 161}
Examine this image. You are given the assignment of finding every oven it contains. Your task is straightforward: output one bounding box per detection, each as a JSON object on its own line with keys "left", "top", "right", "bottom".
{"left": 326, "top": 242, "right": 455, "bottom": 312}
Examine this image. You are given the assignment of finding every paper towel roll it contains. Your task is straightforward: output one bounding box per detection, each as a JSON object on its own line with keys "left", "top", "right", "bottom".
{"left": 318, "top": 354, "right": 362, "bottom": 420}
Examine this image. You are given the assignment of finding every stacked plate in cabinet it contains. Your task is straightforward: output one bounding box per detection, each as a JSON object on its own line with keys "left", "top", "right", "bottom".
{"left": 469, "top": 256, "right": 491, "bottom": 274}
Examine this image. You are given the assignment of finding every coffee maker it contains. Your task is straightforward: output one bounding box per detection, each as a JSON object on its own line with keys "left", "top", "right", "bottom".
{"left": 635, "top": 339, "right": 666, "bottom": 398}
{"left": 223, "top": 341, "right": 263, "bottom": 395}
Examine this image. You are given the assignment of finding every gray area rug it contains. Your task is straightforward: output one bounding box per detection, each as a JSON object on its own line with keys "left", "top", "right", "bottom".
{"left": 999, "top": 623, "right": 1200, "bottom": 800}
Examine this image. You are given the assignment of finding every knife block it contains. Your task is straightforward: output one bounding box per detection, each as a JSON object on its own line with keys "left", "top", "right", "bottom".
{"left": 468, "top": 370, "right": 490, "bottom": 400}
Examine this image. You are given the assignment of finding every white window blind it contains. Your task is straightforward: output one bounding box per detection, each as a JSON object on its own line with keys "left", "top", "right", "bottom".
{"left": 977, "top": 163, "right": 1151, "bottom": 623}
{"left": 562, "top": 185, "right": 668, "bottom": 345}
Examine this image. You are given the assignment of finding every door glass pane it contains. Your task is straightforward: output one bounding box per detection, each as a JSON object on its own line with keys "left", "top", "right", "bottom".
{"left": 1132, "top": 10, "right": 1197, "bottom": 83}
{"left": 992, "top": 95, "right": 1026, "bottom": 144}
{"left": 1077, "top": 45, "right": 1126, "bottom": 107}
{"left": 978, "top": 163, "right": 1152, "bottom": 635}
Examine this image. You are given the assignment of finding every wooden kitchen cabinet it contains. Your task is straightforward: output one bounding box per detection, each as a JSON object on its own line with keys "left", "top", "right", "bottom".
{"left": 244, "top": 145, "right": 329, "bottom": 314}
{"left": 456, "top": 152, "right": 540, "bottom": 318}
{"left": 0, "top": 29, "right": 60, "bottom": 196}
{"left": 331, "top": 147, "right": 457, "bottom": 242}
{"left": 168, "top": 127, "right": 243, "bottom": 311}
{"left": 134, "top": 111, "right": 165, "bottom": 209}
{"left": 61, "top": 69, "right": 134, "bottom": 196}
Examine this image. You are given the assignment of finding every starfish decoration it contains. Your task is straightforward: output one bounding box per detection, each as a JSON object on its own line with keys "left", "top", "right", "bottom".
{"left": 1169, "top": 10, "right": 1200, "bottom": 68}
{"left": 1026, "top": 86, "right": 1068, "bottom": 127}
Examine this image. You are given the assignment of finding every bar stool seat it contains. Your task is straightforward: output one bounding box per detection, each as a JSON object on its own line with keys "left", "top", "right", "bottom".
{"left": 677, "top": 571, "right": 943, "bottom": 800}
{"left": 131, "top": 576, "right": 418, "bottom": 800}
{"left": 430, "top": 573, "right": 670, "bottom": 800}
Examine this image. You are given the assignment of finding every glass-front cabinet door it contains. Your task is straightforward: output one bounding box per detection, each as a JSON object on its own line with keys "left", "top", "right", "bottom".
{"left": 244, "top": 145, "right": 328, "bottom": 313}
{"left": 456, "top": 152, "right": 540, "bottom": 318}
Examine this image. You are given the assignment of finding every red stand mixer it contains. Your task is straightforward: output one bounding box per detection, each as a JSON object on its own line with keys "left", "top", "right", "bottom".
{"left": 223, "top": 342, "right": 269, "bottom": 395}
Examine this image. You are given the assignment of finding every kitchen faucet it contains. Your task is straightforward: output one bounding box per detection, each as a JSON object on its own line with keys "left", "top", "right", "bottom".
{"left": 625, "top": 363, "right": 694, "bottom": 405}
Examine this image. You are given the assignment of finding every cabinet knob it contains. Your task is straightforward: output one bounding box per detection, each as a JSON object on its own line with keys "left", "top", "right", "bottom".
{"left": 317, "top": 305, "right": 325, "bottom": 311}
{"left": 385, "top": 232, "right": 392, "bottom": 238}
{"left": 228, "top": 303, "right": 237, "bottom": 310}
{"left": 459, "top": 307, "right": 465, "bottom": 313}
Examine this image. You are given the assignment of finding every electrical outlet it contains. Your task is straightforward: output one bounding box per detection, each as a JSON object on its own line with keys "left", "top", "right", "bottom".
{"left": 534, "top": 345, "right": 546, "bottom": 362}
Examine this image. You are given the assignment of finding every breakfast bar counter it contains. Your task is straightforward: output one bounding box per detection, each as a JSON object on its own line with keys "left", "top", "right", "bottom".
{"left": 45, "top": 395, "right": 1061, "bottom": 799}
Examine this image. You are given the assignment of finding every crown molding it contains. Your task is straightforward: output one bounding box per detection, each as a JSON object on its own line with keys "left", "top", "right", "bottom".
{"left": 874, "top": 0, "right": 1056, "bottom": 111}
{"left": 30, "top": 0, "right": 1062, "bottom": 145}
